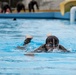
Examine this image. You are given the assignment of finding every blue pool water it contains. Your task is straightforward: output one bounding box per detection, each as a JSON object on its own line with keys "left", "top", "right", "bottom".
{"left": 0, "top": 19, "right": 76, "bottom": 75}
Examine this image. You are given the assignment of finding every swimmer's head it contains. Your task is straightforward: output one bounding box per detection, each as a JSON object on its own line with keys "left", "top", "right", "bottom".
{"left": 13, "top": 18, "right": 16, "bottom": 21}
{"left": 45, "top": 36, "right": 59, "bottom": 50}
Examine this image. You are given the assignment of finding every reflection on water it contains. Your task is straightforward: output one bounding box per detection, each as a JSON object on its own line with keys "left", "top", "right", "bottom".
{"left": 0, "top": 19, "right": 76, "bottom": 75}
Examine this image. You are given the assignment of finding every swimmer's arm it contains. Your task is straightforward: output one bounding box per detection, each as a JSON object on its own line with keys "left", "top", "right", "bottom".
{"left": 25, "top": 45, "right": 45, "bottom": 56}
{"left": 59, "top": 45, "right": 70, "bottom": 52}
{"left": 23, "top": 38, "right": 32, "bottom": 45}
{"left": 33, "top": 44, "right": 45, "bottom": 52}
{"left": 25, "top": 45, "right": 45, "bottom": 54}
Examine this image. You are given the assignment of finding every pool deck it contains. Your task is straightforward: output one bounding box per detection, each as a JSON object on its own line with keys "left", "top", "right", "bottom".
{"left": 0, "top": 12, "right": 70, "bottom": 20}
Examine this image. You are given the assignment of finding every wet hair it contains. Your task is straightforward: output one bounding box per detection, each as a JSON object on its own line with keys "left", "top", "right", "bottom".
{"left": 23, "top": 38, "right": 32, "bottom": 45}
{"left": 46, "top": 36, "right": 59, "bottom": 47}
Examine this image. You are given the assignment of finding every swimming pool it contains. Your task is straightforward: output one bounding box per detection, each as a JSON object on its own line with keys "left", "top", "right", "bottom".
{"left": 0, "top": 19, "right": 76, "bottom": 75}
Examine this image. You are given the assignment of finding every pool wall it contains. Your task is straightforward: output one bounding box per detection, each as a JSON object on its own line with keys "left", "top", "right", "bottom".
{"left": 0, "top": 12, "right": 70, "bottom": 20}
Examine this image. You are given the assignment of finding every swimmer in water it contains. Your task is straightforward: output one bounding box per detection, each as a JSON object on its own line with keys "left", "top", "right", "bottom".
{"left": 29, "top": 34, "right": 70, "bottom": 53}
{"left": 13, "top": 18, "right": 16, "bottom": 21}
{"left": 17, "top": 35, "right": 33, "bottom": 50}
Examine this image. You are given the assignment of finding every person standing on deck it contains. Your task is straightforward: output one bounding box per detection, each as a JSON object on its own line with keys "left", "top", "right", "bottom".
{"left": 28, "top": 0, "right": 39, "bottom": 12}
{"left": 16, "top": 2, "right": 25, "bottom": 13}
{"left": 1, "top": 2, "right": 12, "bottom": 13}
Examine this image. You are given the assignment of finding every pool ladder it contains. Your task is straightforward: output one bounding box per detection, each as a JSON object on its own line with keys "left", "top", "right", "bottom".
{"left": 70, "top": 6, "right": 76, "bottom": 23}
